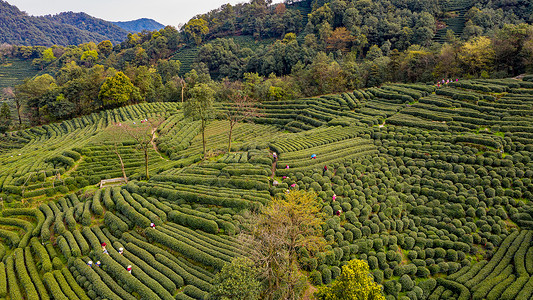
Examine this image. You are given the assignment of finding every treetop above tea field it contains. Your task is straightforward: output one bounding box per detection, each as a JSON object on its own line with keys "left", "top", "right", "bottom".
{"left": 0, "top": 78, "right": 531, "bottom": 299}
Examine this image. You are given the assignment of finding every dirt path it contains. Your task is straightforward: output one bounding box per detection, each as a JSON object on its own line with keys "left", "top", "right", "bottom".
{"left": 271, "top": 160, "right": 277, "bottom": 178}
{"left": 302, "top": 282, "right": 317, "bottom": 300}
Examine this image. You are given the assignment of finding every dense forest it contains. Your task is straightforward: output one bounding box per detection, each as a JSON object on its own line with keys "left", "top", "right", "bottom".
{"left": 0, "top": 0, "right": 532, "bottom": 128}
{"left": 112, "top": 18, "right": 166, "bottom": 33}
{"left": 0, "top": 1, "right": 129, "bottom": 46}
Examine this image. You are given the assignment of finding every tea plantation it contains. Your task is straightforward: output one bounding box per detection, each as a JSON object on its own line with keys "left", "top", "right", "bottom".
{"left": 0, "top": 78, "right": 532, "bottom": 299}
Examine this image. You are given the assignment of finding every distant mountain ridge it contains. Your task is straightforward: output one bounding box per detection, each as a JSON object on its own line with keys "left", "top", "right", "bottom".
{"left": 112, "top": 18, "right": 165, "bottom": 33}
{"left": 0, "top": 0, "right": 129, "bottom": 46}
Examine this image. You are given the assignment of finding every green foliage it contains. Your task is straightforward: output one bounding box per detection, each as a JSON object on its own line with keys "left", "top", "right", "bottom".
{"left": 168, "top": 210, "right": 219, "bottom": 234}
{"left": 315, "top": 259, "right": 385, "bottom": 300}
{"left": 98, "top": 71, "right": 137, "bottom": 108}
{"left": 210, "top": 257, "right": 261, "bottom": 300}
{"left": 0, "top": 262, "right": 5, "bottom": 298}
{"left": 183, "top": 19, "right": 209, "bottom": 46}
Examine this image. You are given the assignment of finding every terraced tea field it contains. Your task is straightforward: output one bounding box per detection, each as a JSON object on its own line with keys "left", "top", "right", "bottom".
{"left": 0, "top": 58, "right": 40, "bottom": 89}
{"left": 0, "top": 78, "right": 532, "bottom": 299}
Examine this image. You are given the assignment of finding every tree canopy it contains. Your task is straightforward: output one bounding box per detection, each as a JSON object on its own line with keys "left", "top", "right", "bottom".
{"left": 315, "top": 259, "right": 385, "bottom": 300}
{"left": 98, "top": 71, "right": 138, "bottom": 108}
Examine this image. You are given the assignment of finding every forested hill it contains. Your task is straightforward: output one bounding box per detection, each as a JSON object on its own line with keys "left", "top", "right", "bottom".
{"left": 0, "top": 1, "right": 128, "bottom": 46}
{"left": 41, "top": 12, "right": 129, "bottom": 43}
{"left": 112, "top": 18, "right": 166, "bottom": 33}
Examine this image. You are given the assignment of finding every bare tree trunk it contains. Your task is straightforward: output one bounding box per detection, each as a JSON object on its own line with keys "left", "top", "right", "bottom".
{"left": 144, "top": 148, "right": 149, "bottom": 180}
{"left": 114, "top": 144, "right": 128, "bottom": 183}
{"left": 228, "top": 121, "right": 234, "bottom": 153}
{"left": 15, "top": 98, "right": 22, "bottom": 125}
{"left": 201, "top": 118, "right": 206, "bottom": 159}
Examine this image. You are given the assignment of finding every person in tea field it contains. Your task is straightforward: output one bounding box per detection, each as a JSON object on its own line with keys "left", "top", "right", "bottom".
{"left": 311, "top": 154, "right": 317, "bottom": 159}
{"left": 332, "top": 193, "right": 337, "bottom": 201}
{"left": 127, "top": 265, "right": 132, "bottom": 273}
{"left": 273, "top": 152, "right": 277, "bottom": 160}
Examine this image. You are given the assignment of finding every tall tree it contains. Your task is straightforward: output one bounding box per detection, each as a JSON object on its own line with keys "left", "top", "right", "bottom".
{"left": 326, "top": 27, "right": 356, "bottom": 53}
{"left": 118, "top": 118, "right": 164, "bottom": 180}
{"left": 102, "top": 124, "right": 131, "bottom": 183}
{"left": 225, "top": 93, "right": 261, "bottom": 153}
{"left": 97, "top": 40, "right": 113, "bottom": 57}
{"left": 183, "top": 18, "right": 209, "bottom": 46}
{"left": 0, "top": 102, "right": 11, "bottom": 134}
{"left": 2, "top": 87, "right": 19, "bottom": 125}
{"left": 315, "top": 259, "right": 385, "bottom": 300}
{"left": 458, "top": 36, "right": 495, "bottom": 76}
{"left": 15, "top": 74, "right": 57, "bottom": 125}
{"left": 183, "top": 83, "right": 214, "bottom": 159}
{"left": 241, "top": 191, "right": 326, "bottom": 300}
{"left": 98, "top": 71, "right": 138, "bottom": 108}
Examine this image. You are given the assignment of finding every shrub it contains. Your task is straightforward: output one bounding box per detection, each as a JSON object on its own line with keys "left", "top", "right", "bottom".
{"left": 60, "top": 267, "right": 90, "bottom": 300}
{"left": 52, "top": 270, "right": 81, "bottom": 300}
{"left": 183, "top": 285, "right": 209, "bottom": 299}
{"left": 500, "top": 276, "right": 529, "bottom": 300}
{"left": 384, "top": 280, "right": 401, "bottom": 297}
{"left": 14, "top": 248, "right": 39, "bottom": 299}
{"left": 417, "top": 278, "right": 436, "bottom": 299}
{"left": 125, "top": 242, "right": 184, "bottom": 288}
{"left": 145, "top": 228, "right": 226, "bottom": 270}
{"left": 30, "top": 237, "right": 52, "bottom": 272}
{"left": 104, "top": 211, "right": 129, "bottom": 237}
{"left": 91, "top": 189, "right": 104, "bottom": 216}
{"left": 0, "top": 262, "right": 5, "bottom": 298}
{"left": 43, "top": 272, "right": 68, "bottom": 300}
{"left": 168, "top": 210, "right": 219, "bottom": 234}
{"left": 400, "top": 274, "right": 414, "bottom": 291}
{"left": 6, "top": 255, "right": 23, "bottom": 300}
{"left": 310, "top": 270, "right": 322, "bottom": 285}
{"left": 322, "top": 268, "right": 332, "bottom": 284}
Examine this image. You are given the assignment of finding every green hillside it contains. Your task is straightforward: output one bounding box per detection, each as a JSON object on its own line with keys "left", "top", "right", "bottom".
{"left": 0, "top": 78, "right": 532, "bottom": 299}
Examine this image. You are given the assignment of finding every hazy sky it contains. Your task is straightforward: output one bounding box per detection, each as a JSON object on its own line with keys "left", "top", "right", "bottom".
{"left": 6, "top": 0, "right": 277, "bottom": 28}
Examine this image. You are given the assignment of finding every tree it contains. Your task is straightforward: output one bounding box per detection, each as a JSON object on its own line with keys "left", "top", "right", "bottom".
{"left": 242, "top": 191, "right": 326, "bottom": 300}
{"left": 102, "top": 124, "right": 130, "bottom": 183}
{"left": 80, "top": 50, "right": 98, "bottom": 66}
{"left": 326, "top": 27, "right": 356, "bottom": 53}
{"left": 32, "top": 48, "right": 56, "bottom": 69}
{"left": 225, "top": 93, "right": 261, "bottom": 153}
{"left": 210, "top": 257, "right": 262, "bottom": 300}
{"left": 97, "top": 40, "right": 113, "bottom": 57}
{"left": 492, "top": 24, "right": 533, "bottom": 75}
{"left": 118, "top": 118, "right": 164, "bottom": 180}
{"left": 183, "top": 83, "right": 214, "bottom": 159}
{"left": 433, "top": 43, "right": 461, "bottom": 79}
{"left": 458, "top": 36, "right": 495, "bottom": 76}
{"left": 98, "top": 71, "right": 137, "bottom": 108}
{"left": 15, "top": 74, "right": 57, "bottom": 125}
{"left": 315, "top": 259, "right": 385, "bottom": 300}
{"left": 156, "top": 59, "right": 181, "bottom": 83}
{"left": 183, "top": 18, "right": 209, "bottom": 46}
{"left": 2, "top": 87, "right": 19, "bottom": 125}
{"left": 0, "top": 102, "right": 11, "bottom": 134}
